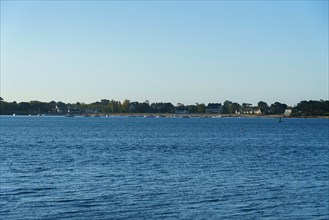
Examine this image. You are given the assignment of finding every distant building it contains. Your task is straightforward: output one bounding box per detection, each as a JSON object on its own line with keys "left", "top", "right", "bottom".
{"left": 55, "top": 105, "right": 61, "bottom": 113}
{"left": 241, "top": 107, "right": 261, "bottom": 115}
{"left": 175, "top": 108, "right": 189, "bottom": 114}
{"left": 284, "top": 109, "right": 292, "bottom": 116}
{"left": 101, "top": 99, "right": 110, "bottom": 105}
{"left": 253, "top": 108, "right": 262, "bottom": 115}
{"left": 206, "top": 103, "right": 222, "bottom": 114}
{"left": 241, "top": 107, "right": 253, "bottom": 114}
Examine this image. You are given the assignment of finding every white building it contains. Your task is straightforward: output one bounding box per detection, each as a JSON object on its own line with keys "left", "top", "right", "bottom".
{"left": 284, "top": 109, "right": 292, "bottom": 116}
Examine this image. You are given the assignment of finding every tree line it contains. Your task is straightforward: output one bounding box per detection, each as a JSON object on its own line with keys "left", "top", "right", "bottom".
{"left": 0, "top": 97, "right": 328, "bottom": 116}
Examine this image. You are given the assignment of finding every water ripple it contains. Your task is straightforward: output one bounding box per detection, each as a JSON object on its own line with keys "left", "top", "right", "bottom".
{"left": 1, "top": 117, "right": 328, "bottom": 219}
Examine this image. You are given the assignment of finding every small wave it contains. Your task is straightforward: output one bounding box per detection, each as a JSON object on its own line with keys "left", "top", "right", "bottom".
{"left": 2, "top": 187, "right": 56, "bottom": 196}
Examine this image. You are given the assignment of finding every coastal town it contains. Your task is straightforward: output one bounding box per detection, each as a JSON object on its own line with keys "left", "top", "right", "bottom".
{"left": 1, "top": 97, "right": 328, "bottom": 118}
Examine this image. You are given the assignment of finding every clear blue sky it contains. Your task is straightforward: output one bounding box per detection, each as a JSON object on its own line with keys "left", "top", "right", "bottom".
{"left": 1, "top": 1, "right": 328, "bottom": 106}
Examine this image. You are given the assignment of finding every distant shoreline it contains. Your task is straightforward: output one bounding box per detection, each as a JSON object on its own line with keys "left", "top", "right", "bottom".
{"left": 2, "top": 99, "right": 328, "bottom": 117}
{"left": 4, "top": 113, "right": 329, "bottom": 119}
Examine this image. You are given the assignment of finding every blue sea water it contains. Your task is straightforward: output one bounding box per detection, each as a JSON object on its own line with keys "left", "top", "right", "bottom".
{"left": 0, "top": 116, "right": 328, "bottom": 219}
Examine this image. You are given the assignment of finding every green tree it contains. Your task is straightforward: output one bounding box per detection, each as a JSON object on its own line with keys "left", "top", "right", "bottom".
{"left": 151, "top": 102, "right": 175, "bottom": 113}
{"left": 292, "top": 100, "right": 329, "bottom": 116}
{"left": 186, "top": 105, "right": 196, "bottom": 113}
{"left": 230, "top": 102, "right": 241, "bottom": 114}
{"left": 222, "top": 100, "right": 232, "bottom": 114}
{"left": 122, "top": 99, "right": 130, "bottom": 113}
{"left": 196, "top": 103, "right": 206, "bottom": 114}
{"left": 109, "top": 100, "right": 121, "bottom": 113}
{"left": 18, "top": 102, "right": 31, "bottom": 114}
{"left": 270, "top": 102, "right": 287, "bottom": 114}
{"left": 257, "top": 101, "right": 269, "bottom": 114}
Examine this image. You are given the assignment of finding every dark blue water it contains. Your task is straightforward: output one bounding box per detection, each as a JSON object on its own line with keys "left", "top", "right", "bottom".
{"left": 1, "top": 116, "right": 328, "bottom": 219}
